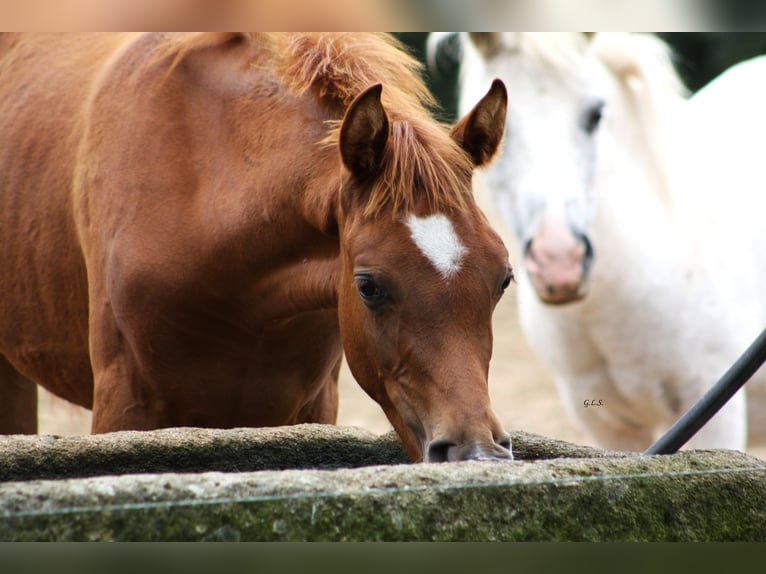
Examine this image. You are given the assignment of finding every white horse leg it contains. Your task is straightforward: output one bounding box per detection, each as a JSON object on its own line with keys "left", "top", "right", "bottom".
{"left": 681, "top": 389, "right": 747, "bottom": 451}
{"left": 746, "top": 368, "right": 766, "bottom": 446}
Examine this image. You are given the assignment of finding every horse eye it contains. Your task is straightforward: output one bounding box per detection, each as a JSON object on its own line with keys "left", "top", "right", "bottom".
{"left": 500, "top": 269, "right": 515, "bottom": 295}
{"left": 355, "top": 275, "right": 387, "bottom": 307}
{"left": 583, "top": 101, "right": 605, "bottom": 134}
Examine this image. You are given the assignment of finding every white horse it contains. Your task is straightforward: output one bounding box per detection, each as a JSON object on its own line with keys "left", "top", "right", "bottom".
{"left": 429, "top": 32, "right": 766, "bottom": 451}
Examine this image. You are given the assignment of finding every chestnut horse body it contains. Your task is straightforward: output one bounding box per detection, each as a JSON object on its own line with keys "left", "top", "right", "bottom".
{"left": 0, "top": 33, "right": 512, "bottom": 462}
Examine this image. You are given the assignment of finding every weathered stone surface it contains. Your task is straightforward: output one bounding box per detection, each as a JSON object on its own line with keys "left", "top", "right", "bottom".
{"left": 0, "top": 425, "right": 408, "bottom": 482}
{"left": 0, "top": 425, "right": 615, "bottom": 482}
{"left": 1, "top": 426, "right": 764, "bottom": 541}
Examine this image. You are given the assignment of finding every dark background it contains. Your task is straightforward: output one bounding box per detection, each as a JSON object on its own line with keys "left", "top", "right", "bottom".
{"left": 394, "top": 33, "right": 766, "bottom": 120}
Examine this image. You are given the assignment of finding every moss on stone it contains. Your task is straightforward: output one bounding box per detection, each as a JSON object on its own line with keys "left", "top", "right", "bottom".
{"left": 1, "top": 426, "right": 764, "bottom": 541}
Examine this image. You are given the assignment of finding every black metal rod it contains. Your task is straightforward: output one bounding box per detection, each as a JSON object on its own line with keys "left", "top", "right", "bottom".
{"left": 645, "top": 327, "right": 766, "bottom": 455}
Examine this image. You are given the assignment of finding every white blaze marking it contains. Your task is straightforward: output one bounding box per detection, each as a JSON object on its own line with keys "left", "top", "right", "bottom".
{"left": 405, "top": 213, "right": 468, "bottom": 279}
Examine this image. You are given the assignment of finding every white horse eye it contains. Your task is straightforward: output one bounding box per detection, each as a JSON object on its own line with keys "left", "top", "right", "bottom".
{"left": 583, "top": 100, "right": 606, "bottom": 134}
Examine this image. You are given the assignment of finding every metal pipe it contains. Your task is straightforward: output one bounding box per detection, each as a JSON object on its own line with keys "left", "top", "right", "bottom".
{"left": 645, "top": 327, "right": 766, "bottom": 455}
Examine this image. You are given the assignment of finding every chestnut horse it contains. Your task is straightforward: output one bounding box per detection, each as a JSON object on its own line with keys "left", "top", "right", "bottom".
{"left": 0, "top": 33, "right": 512, "bottom": 462}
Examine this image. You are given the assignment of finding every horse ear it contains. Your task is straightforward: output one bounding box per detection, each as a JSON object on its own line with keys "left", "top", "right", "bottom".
{"left": 340, "top": 84, "right": 389, "bottom": 179}
{"left": 451, "top": 78, "right": 507, "bottom": 167}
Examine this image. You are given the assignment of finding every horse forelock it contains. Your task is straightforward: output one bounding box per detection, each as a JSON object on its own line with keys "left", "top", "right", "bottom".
{"left": 274, "top": 33, "right": 474, "bottom": 219}
{"left": 272, "top": 33, "right": 475, "bottom": 220}
{"left": 324, "top": 113, "right": 473, "bottom": 220}
{"left": 365, "top": 118, "right": 473, "bottom": 220}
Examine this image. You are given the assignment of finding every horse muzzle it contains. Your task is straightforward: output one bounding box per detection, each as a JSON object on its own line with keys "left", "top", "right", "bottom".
{"left": 523, "top": 232, "right": 594, "bottom": 305}
{"left": 425, "top": 437, "right": 513, "bottom": 462}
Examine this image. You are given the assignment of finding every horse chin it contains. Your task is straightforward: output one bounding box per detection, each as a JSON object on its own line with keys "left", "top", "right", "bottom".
{"left": 537, "top": 290, "right": 588, "bottom": 306}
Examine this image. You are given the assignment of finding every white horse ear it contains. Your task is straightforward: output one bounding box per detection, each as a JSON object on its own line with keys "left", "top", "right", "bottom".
{"left": 340, "top": 84, "right": 389, "bottom": 179}
{"left": 451, "top": 78, "right": 507, "bottom": 167}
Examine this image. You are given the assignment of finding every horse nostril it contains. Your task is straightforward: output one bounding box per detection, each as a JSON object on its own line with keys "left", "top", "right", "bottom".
{"left": 498, "top": 435, "right": 512, "bottom": 452}
{"left": 577, "top": 233, "right": 595, "bottom": 275}
{"left": 523, "top": 238, "right": 533, "bottom": 256}
{"left": 426, "top": 439, "right": 457, "bottom": 463}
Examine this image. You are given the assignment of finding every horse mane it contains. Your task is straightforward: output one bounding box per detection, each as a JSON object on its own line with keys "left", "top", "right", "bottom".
{"left": 155, "top": 32, "right": 473, "bottom": 219}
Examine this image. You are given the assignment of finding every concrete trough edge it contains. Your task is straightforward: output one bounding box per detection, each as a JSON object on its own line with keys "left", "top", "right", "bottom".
{"left": 0, "top": 425, "right": 619, "bottom": 483}
{"left": 1, "top": 426, "right": 765, "bottom": 541}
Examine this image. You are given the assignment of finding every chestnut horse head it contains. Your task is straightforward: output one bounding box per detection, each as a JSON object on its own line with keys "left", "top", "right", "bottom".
{"left": 335, "top": 79, "right": 513, "bottom": 461}
{"left": 0, "top": 33, "right": 511, "bottom": 462}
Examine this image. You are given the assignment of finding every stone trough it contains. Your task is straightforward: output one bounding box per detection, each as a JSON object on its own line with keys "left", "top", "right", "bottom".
{"left": 1, "top": 425, "right": 765, "bottom": 541}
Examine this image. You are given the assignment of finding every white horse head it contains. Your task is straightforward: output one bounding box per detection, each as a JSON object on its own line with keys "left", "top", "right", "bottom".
{"left": 441, "top": 32, "right": 687, "bottom": 305}
{"left": 430, "top": 32, "right": 766, "bottom": 452}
